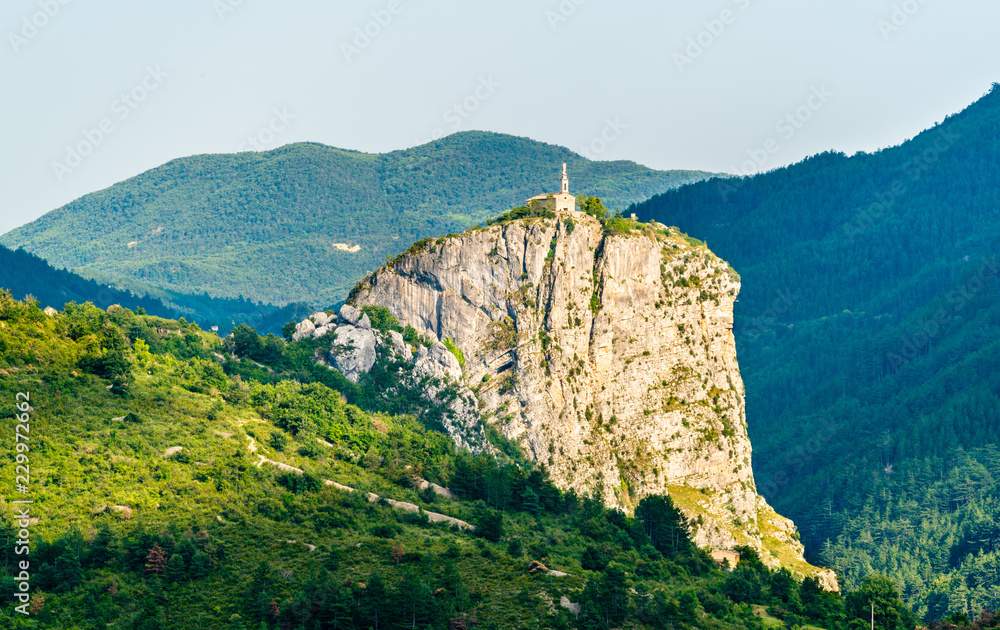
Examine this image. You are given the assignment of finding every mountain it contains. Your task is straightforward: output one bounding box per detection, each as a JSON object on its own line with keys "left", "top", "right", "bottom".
{"left": 0, "top": 132, "right": 715, "bottom": 310}
{"left": 0, "top": 243, "right": 310, "bottom": 336}
{"left": 0, "top": 291, "right": 906, "bottom": 629}
{"left": 631, "top": 83, "right": 1000, "bottom": 617}
{"left": 340, "top": 207, "right": 834, "bottom": 586}
{"left": 0, "top": 243, "right": 171, "bottom": 316}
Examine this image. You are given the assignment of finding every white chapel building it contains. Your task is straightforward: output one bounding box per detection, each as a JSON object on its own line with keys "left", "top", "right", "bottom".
{"left": 526, "top": 163, "right": 576, "bottom": 213}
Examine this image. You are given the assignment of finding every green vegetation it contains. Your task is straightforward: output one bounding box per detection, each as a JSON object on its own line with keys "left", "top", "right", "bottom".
{"left": 0, "top": 243, "right": 311, "bottom": 337}
{"left": 1, "top": 132, "right": 715, "bottom": 311}
{"left": 486, "top": 203, "right": 555, "bottom": 226}
{"left": 633, "top": 83, "right": 1000, "bottom": 618}
{"left": 580, "top": 196, "right": 610, "bottom": 220}
{"left": 0, "top": 293, "right": 913, "bottom": 628}
{"left": 442, "top": 337, "right": 466, "bottom": 369}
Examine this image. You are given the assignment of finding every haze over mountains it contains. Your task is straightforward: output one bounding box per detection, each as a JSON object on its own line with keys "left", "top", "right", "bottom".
{"left": 634, "top": 83, "right": 1000, "bottom": 615}
{"left": 0, "top": 132, "right": 713, "bottom": 310}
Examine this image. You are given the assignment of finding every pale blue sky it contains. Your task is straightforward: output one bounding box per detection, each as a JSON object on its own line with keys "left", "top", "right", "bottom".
{"left": 2, "top": 0, "right": 997, "bottom": 235}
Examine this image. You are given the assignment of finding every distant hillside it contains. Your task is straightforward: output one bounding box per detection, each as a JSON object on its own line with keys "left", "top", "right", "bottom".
{"left": 0, "top": 244, "right": 310, "bottom": 336}
{"left": 632, "top": 83, "right": 1000, "bottom": 617}
{"left": 1, "top": 132, "right": 714, "bottom": 308}
{"left": 0, "top": 244, "right": 172, "bottom": 315}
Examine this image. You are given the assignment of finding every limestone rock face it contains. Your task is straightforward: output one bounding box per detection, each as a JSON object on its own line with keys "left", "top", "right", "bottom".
{"left": 350, "top": 212, "right": 827, "bottom": 581}
{"left": 329, "top": 325, "right": 377, "bottom": 382}
{"left": 311, "top": 311, "right": 331, "bottom": 327}
{"left": 415, "top": 343, "right": 463, "bottom": 381}
{"left": 291, "top": 305, "right": 487, "bottom": 451}
{"left": 339, "top": 304, "right": 360, "bottom": 326}
{"left": 387, "top": 330, "right": 409, "bottom": 357}
{"left": 292, "top": 319, "right": 316, "bottom": 342}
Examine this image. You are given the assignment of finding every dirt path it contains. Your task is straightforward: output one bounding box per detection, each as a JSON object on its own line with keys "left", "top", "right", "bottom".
{"left": 248, "top": 436, "right": 474, "bottom": 531}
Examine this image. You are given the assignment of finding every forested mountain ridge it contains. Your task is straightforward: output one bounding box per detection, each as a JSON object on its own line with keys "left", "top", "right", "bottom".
{"left": 631, "top": 83, "right": 1000, "bottom": 618}
{"left": 0, "top": 243, "right": 311, "bottom": 336}
{"left": 0, "top": 132, "right": 714, "bottom": 309}
{"left": 0, "top": 244, "right": 171, "bottom": 317}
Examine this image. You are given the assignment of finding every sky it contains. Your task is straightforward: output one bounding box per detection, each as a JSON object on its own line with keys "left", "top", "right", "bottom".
{"left": 1, "top": 0, "right": 998, "bottom": 236}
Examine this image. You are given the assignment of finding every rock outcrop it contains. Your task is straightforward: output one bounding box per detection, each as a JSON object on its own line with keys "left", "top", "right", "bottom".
{"left": 329, "top": 325, "right": 377, "bottom": 382}
{"left": 288, "top": 306, "right": 487, "bottom": 452}
{"left": 347, "top": 211, "right": 833, "bottom": 585}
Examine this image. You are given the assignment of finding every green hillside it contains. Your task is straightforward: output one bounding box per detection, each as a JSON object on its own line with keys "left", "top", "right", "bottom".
{"left": 632, "top": 83, "right": 1000, "bottom": 618}
{"left": 0, "top": 132, "right": 713, "bottom": 309}
{"left": 0, "top": 244, "right": 311, "bottom": 337}
{"left": 0, "top": 294, "right": 911, "bottom": 629}
{"left": 0, "top": 245, "right": 171, "bottom": 318}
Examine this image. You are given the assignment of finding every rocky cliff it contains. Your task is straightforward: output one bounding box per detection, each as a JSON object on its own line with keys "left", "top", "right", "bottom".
{"left": 344, "top": 211, "right": 835, "bottom": 587}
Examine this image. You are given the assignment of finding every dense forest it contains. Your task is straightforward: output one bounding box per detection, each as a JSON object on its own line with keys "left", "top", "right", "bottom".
{"left": 631, "top": 83, "right": 1000, "bottom": 617}
{"left": 0, "top": 294, "right": 916, "bottom": 628}
{"left": 0, "top": 132, "right": 713, "bottom": 309}
{"left": 0, "top": 244, "right": 310, "bottom": 336}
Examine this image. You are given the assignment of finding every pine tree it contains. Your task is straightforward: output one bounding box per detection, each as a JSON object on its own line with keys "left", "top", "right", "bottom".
{"left": 521, "top": 487, "right": 542, "bottom": 516}
{"left": 144, "top": 544, "right": 168, "bottom": 577}
{"left": 165, "top": 553, "right": 187, "bottom": 583}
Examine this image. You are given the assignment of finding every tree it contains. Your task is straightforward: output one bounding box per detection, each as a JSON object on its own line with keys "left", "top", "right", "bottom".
{"left": 521, "top": 487, "right": 543, "bottom": 516}
{"left": 229, "top": 324, "right": 263, "bottom": 359}
{"left": 390, "top": 543, "right": 404, "bottom": 565}
{"left": 846, "top": 575, "right": 918, "bottom": 630}
{"left": 165, "top": 554, "right": 187, "bottom": 583}
{"left": 191, "top": 550, "right": 212, "bottom": 579}
{"left": 723, "top": 565, "right": 764, "bottom": 604}
{"left": 361, "top": 573, "right": 389, "bottom": 629}
{"left": 635, "top": 495, "right": 692, "bottom": 556}
{"left": 476, "top": 509, "right": 504, "bottom": 543}
{"left": 580, "top": 196, "right": 610, "bottom": 220}
{"left": 144, "top": 544, "right": 168, "bottom": 577}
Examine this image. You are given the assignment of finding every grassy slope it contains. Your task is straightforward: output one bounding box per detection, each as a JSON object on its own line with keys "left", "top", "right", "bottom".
{"left": 0, "top": 132, "right": 715, "bottom": 309}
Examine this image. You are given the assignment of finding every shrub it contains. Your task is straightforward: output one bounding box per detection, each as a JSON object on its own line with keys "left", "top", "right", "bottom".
{"left": 269, "top": 431, "right": 288, "bottom": 452}
{"left": 476, "top": 510, "right": 504, "bottom": 542}
{"left": 361, "top": 305, "right": 402, "bottom": 333}
{"left": 442, "top": 337, "right": 465, "bottom": 368}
